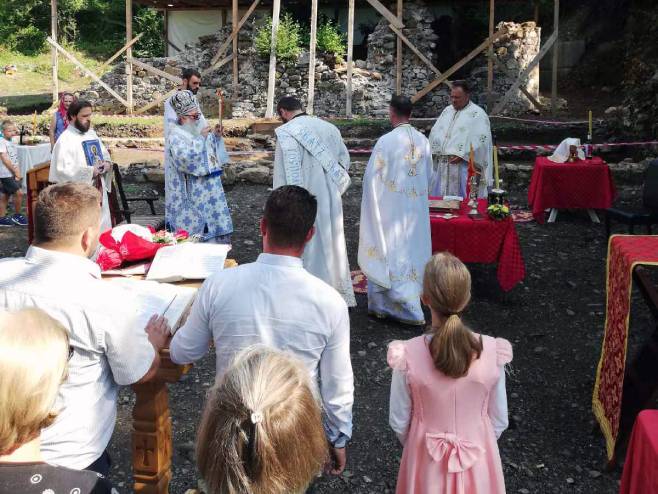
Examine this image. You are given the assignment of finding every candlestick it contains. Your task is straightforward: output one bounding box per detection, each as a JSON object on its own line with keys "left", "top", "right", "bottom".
{"left": 32, "top": 111, "right": 37, "bottom": 136}
{"left": 216, "top": 88, "right": 224, "bottom": 130}
{"left": 588, "top": 110, "right": 592, "bottom": 139}
{"left": 494, "top": 145, "right": 500, "bottom": 190}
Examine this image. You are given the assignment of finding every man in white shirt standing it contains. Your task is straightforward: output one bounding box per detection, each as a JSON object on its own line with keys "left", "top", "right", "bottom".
{"left": 0, "top": 182, "right": 170, "bottom": 476}
{"left": 170, "top": 185, "right": 354, "bottom": 475}
{"left": 50, "top": 101, "right": 114, "bottom": 232}
{"left": 273, "top": 97, "right": 356, "bottom": 307}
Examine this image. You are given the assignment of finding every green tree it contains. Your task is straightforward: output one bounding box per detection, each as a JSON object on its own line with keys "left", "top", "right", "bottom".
{"left": 316, "top": 19, "right": 346, "bottom": 61}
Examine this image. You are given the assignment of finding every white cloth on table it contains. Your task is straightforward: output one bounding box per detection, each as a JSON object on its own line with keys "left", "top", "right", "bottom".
{"left": 273, "top": 115, "right": 356, "bottom": 307}
{"left": 170, "top": 253, "right": 354, "bottom": 444}
{"left": 0, "top": 246, "right": 155, "bottom": 469}
{"left": 429, "top": 101, "right": 493, "bottom": 198}
{"left": 358, "top": 124, "right": 433, "bottom": 324}
{"left": 388, "top": 334, "right": 509, "bottom": 445}
{"left": 548, "top": 137, "right": 585, "bottom": 163}
{"left": 49, "top": 126, "right": 112, "bottom": 232}
{"left": 15, "top": 143, "right": 51, "bottom": 190}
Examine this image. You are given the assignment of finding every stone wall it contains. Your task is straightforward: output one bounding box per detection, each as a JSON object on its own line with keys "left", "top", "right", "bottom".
{"left": 81, "top": 1, "right": 541, "bottom": 118}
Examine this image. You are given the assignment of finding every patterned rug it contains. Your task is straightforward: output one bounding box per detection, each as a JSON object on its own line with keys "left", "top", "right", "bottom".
{"left": 511, "top": 209, "right": 534, "bottom": 223}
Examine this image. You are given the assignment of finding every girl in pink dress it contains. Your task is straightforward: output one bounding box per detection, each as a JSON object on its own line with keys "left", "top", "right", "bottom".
{"left": 387, "top": 252, "right": 512, "bottom": 494}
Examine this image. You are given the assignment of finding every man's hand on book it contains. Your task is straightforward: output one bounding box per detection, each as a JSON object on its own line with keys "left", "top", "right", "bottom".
{"left": 145, "top": 314, "right": 170, "bottom": 351}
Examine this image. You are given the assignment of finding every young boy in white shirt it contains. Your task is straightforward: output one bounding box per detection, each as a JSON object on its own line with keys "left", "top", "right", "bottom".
{"left": 0, "top": 120, "right": 27, "bottom": 226}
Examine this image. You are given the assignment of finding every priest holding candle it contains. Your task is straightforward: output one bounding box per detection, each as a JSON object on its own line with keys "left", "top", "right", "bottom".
{"left": 429, "top": 80, "right": 493, "bottom": 198}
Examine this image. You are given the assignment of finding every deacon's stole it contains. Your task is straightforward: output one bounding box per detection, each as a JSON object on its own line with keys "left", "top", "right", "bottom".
{"left": 593, "top": 235, "right": 658, "bottom": 460}
{"left": 275, "top": 118, "right": 351, "bottom": 195}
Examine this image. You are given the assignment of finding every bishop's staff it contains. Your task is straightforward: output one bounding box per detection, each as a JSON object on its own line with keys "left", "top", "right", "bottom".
{"left": 216, "top": 88, "right": 224, "bottom": 135}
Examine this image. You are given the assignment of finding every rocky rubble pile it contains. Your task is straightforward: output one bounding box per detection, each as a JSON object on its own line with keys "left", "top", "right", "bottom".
{"left": 81, "top": 0, "right": 541, "bottom": 118}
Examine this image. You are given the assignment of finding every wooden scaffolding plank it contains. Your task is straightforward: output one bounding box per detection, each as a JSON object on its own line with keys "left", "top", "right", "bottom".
{"left": 365, "top": 0, "right": 404, "bottom": 29}
{"left": 389, "top": 24, "right": 449, "bottom": 86}
{"left": 232, "top": 0, "right": 239, "bottom": 97}
{"left": 307, "top": 0, "right": 318, "bottom": 114}
{"left": 126, "top": 0, "right": 134, "bottom": 114}
{"left": 491, "top": 31, "right": 557, "bottom": 115}
{"left": 487, "top": 0, "right": 495, "bottom": 109}
{"left": 346, "top": 0, "right": 355, "bottom": 117}
{"left": 395, "top": 0, "right": 403, "bottom": 94}
{"left": 551, "top": 0, "right": 560, "bottom": 115}
{"left": 130, "top": 58, "right": 183, "bottom": 85}
{"left": 46, "top": 37, "right": 129, "bottom": 108}
{"left": 265, "top": 0, "right": 281, "bottom": 118}
{"left": 51, "top": 0, "right": 58, "bottom": 103}
{"left": 204, "top": 0, "right": 260, "bottom": 73}
{"left": 99, "top": 33, "right": 143, "bottom": 73}
{"left": 412, "top": 29, "right": 506, "bottom": 104}
{"left": 492, "top": 56, "right": 544, "bottom": 111}
{"left": 135, "top": 87, "right": 178, "bottom": 114}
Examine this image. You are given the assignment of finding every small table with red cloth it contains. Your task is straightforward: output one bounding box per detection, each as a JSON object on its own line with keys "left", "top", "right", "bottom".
{"left": 528, "top": 156, "right": 617, "bottom": 224}
{"left": 429, "top": 197, "right": 525, "bottom": 291}
{"left": 620, "top": 410, "right": 658, "bottom": 494}
{"left": 592, "top": 235, "right": 658, "bottom": 463}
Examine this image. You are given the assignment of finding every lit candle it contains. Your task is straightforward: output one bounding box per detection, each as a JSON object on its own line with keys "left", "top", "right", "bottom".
{"left": 494, "top": 145, "right": 500, "bottom": 190}
{"left": 32, "top": 111, "right": 37, "bottom": 136}
{"left": 588, "top": 110, "right": 592, "bottom": 139}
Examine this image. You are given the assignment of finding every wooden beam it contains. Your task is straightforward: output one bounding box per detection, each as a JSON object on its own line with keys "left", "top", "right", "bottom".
{"left": 395, "top": 0, "right": 403, "bottom": 94}
{"left": 551, "top": 0, "right": 559, "bottom": 115}
{"left": 412, "top": 29, "right": 506, "bottom": 104}
{"left": 130, "top": 58, "right": 183, "bottom": 85}
{"left": 205, "top": 0, "right": 260, "bottom": 72}
{"left": 126, "top": 0, "right": 134, "bottom": 114}
{"left": 346, "top": 0, "right": 355, "bottom": 117}
{"left": 46, "top": 37, "right": 129, "bottom": 108}
{"left": 491, "top": 31, "right": 557, "bottom": 115}
{"left": 389, "top": 25, "right": 451, "bottom": 88}
{"left": 365, "top": 0, "right": 404, "bottom": 29}
{"left": 163, "top": 9, "right": 169, "bottom": 57}
{"left": 51, "top": 0, "right": 58, "bottom": 104}
{"left": 232, "top": 0, "right": 238, "bottom": 98}
{"left": 492, "top": 56, "right": 544, "bottom": 111}
{"left": 135, "top": 87, "right": 178, "bottom": 114}
{"left": 99, "top": 33, "right": 143, "bottom": 73}
{"left": 487, "top": 0, "right": 495, "bottom": 109}
{"left": 265, "top": 0, "right": 281, "bottom": 118}
{"left": 307, "top": 0, "right": 318, "bottom": 114}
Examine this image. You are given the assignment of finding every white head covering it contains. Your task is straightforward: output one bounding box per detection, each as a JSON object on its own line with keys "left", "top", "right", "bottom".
{"left": 170, "top": 90, "right": 199, "bottom": 117}
{"left": 548, "top": 138, "right": 585, "bottom": 163}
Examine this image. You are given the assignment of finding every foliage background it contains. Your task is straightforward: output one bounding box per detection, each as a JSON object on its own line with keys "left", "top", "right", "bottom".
{"left": 0, "top": 0, "right": 164, "bottom": 58}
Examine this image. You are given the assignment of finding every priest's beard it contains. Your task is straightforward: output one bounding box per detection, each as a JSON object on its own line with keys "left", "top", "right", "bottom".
{"left": 74, "top": 119, "right": 90, "bottom": 133}
{"left": 182, "top": 120, "right": 202, "bottom": 136}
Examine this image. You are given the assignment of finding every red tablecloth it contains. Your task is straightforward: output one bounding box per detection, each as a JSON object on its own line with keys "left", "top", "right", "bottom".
{"left": 430, "top": 198, "right": 525, "bottom": 291}
{"left": 592, "top": 236, "right": 658, "bottom": 460}
{"left": 527, "top": 156, "right": 617, "bottom": 224}
{"left": 620, "top": 410, "right": 658, "bottom": 494}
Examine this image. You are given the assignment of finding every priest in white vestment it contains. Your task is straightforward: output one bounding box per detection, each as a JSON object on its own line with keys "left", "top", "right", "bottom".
{"left": 358, "top": 96, "right": 432, "bottom": 325}
{"left": 49, "top": 100, "right": 113, "bottom": 232}
{"left": 273, "top": 97, "right": 356, "bottom": 307}
{"left": 429, "top": 81, "right": 493, "bottom": 198}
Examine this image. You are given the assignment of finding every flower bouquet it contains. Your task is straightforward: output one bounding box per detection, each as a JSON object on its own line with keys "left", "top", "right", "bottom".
{"left": 487, "top": 203, "right": 510, "bottom": 221}
{"left": 96, "top": 224, "right": 192, "bottom": 271}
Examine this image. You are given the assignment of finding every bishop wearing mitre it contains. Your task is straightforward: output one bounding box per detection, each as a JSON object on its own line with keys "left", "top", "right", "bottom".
{"left": 429, "top": 80, "right": 493, "bottom": 198}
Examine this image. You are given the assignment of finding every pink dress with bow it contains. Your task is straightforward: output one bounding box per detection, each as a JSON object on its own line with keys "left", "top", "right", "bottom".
{"left": 388, "top": 334, "right": 512, "bottom": 494}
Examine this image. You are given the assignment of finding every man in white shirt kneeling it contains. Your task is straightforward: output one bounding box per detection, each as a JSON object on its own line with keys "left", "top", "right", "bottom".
{"left": 170, "top": 185, "right": 354, "bottom": 475}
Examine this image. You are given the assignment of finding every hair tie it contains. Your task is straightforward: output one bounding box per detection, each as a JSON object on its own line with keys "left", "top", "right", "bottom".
{"left": 250, "top": 411, "right": 263, "bottom": 425}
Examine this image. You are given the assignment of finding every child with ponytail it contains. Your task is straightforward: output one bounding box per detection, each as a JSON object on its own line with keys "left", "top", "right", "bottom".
{"left": 196, "top": 347, "right": 328, "bottom": 494}
{"left": 387, "top": 252, "right": 512, "bottom": 494}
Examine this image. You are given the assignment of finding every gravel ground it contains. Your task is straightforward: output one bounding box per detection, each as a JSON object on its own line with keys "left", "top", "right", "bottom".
{"left": 1, "top": 181, "right": 654, "bottom": 494}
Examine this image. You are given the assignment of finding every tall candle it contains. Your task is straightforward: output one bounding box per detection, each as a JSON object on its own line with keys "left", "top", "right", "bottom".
{"left": 588, "top": 110, "right": 592, "bottom": 138}
{"left": 32, "top": 111, "right": 37, "bottom": 136}
{"left": 494, "top": 145, "right": 500, "bottom": 190}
